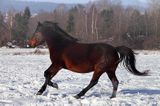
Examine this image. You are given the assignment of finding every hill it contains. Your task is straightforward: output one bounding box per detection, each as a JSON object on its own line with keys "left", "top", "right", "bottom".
{"left": 0, "top": 0, "right": 75, "bottom": 13}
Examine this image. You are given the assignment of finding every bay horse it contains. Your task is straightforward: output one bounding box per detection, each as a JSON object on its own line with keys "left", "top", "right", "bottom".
{"left": 29, "top": 21, "right": 149, "bottom": 99}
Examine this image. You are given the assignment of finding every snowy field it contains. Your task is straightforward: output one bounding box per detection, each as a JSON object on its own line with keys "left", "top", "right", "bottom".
{"left": 0, "top": 48, "right": 160, "bottom": 106}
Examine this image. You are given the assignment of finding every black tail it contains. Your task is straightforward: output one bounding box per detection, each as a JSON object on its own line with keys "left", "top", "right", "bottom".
{"left": 116, "top": 46, "right": 149, "bottom": 76}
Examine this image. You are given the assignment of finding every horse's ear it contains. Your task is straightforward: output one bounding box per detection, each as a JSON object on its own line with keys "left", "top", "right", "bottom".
{"left": 38, "top": 22, "right": 42, "bottom": 26}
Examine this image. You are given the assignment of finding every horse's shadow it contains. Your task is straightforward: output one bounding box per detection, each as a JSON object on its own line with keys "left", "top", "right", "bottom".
{"left": 86, "top": 89, "right": 160, "bottom": 98}
{"left": 49, "top": 89, "right": 160, "bottom": 99}
{"left": 120, "top": 89, "right": 160, "bottom": 95}
{"left": 85, "top": 91, "right": 111, "bottom": 98}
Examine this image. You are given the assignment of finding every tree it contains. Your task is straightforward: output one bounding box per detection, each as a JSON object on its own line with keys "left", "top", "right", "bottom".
{"left": 0, "top": 12, "right": 4, "bottom": 45}
{"left": 11, "top": 7, "right": 31, "bottom": 47}
{"left": 23, "top": 7, "right": 31, "bottom": 20}
{"left": 12, "top": 13, "right": 24, "bottom": 42}
{"left": 66, "top": 13, "right": 74, "bottom": 33}
{"left": 0, "top": 12, "right": 3, "bottom": 26}
{"left": 23, "top": 7, "right": 31, "bottom": 40}
{"left": 124, "top": 9, "right": 148, "bottom": 49}
{"left": 100, "top": 8, "right": 114, "bottom": 38}
{"left": 0, "top": 11, "right": 10, "bottom": 46}
{"left": 66, "top": 7, "right": 76, "bottom": 33}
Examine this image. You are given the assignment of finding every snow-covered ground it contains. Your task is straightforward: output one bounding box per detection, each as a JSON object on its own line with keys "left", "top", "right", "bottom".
{"left": 0, "top": 48, "right": 160, "bottom": 106}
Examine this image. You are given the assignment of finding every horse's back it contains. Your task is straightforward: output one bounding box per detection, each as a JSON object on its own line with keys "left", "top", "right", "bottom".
{"left": 89, "top": 43, "right": 119, "bottom": 65}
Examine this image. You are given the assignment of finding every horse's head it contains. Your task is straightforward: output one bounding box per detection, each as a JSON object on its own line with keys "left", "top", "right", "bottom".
{"left": 29, "top": 21, "right": 59, "bottom": 47}
{"left": 28, "top": 22, "right": 45, "bottom": 47}
{"left": 28, "top": 21, "right": 77, "bottom": 47}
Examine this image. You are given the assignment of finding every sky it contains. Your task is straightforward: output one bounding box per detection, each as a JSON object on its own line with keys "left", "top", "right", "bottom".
{"left": 18, "top": 0, "right": 92, "bottom": 4}
{"left": 17, "top": 0, "right": 149, "bottom": 5}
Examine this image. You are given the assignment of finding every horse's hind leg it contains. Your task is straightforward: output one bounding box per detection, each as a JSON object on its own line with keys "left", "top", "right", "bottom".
{"left": 75, "top": 70, "right": 104, "bottom": 99}
{"left": 37, "top": 64, "right": 60, "bottom": 95}
{"left": 106, "top": 70, "right": 119, "bottom": 98}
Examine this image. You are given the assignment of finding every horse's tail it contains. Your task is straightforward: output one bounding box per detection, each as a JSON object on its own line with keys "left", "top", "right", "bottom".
{"left": 116, "top": 46, "right": 149, "bottom": 76}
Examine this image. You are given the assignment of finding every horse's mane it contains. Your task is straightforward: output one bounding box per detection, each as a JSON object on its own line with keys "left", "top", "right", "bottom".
{"left": 43, "top": 21, "right": 78, "bottom": 42}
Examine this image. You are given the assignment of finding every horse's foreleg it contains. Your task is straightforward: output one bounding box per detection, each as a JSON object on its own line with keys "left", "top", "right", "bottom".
{"left": 36, "top": 77, "right": 48, "bottom": 95}
{"left": 36, "top": 65, "right": 60, "bottom": 95}
{"left": 48, "top": 80, "right": 58, "bottom": 89}
{"left": 106, "top": 71, "right": 119, "bottom": 98}
{"left": 74, "top": 71, "right": 103, "bottom": 99}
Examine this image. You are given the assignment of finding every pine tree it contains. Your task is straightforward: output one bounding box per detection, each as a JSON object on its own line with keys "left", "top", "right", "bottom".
{"left": 23, "top": 7, "right": 31, "bottom": 21}
{"left": 66, "top": 7, "right": 77, "bottom": 33}
{"left": 100, "top": 9, "right": 113, "bottom": 37}
{"left": 23, "top": 7, "right": 31, "bottom": 40}
{"left": 66, "top": 13, "right": 75, "bottom": 33}
{"left": 0, "top": 11, "right": 3, "bottom": 28}
{"left": 11, "top": 7, "right": 31, "bottom": 47}
{"left": 101, "top": 9, "right": 113, "bottom": 28}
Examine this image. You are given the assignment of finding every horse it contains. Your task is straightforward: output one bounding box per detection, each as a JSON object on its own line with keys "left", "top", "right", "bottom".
{"left": 29, "top": 21, "right": 149, "bottom": 99}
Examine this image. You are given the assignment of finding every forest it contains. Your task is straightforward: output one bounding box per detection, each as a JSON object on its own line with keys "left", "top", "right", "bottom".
{"left": 0, "top": 0, "right": 160, "bottom": 49}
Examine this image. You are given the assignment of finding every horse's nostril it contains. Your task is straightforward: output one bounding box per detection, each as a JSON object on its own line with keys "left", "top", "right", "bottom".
{"left": 28, "top": 38, "right": 37, "bottom": 47}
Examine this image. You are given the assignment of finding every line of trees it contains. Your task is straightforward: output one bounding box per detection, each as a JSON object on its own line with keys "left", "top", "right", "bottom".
{"left": 0, "top": 7, "right": 30, "bottom": 47}
{"left": 0, "top": 0, "right": 160, "bottom": 49}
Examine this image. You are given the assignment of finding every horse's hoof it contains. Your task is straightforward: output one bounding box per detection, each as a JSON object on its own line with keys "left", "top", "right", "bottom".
{"left": 74, "top": 95, "right": 81, "bottom": 99}
{"left": 36, "top": 92, "right": 43, "bottom": 95}
{"left": 49, "top": 82, "right": 58, "bottom": 89}
{"left": 52, "top": 83, "right": 58, "bottom": 89}
{"left": 110, "top": 96, "right": 116, "bottom": 99}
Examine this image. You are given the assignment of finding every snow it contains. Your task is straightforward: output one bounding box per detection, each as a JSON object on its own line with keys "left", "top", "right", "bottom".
{"left": 0, "top": 48, "right": 160, "bottom": 106}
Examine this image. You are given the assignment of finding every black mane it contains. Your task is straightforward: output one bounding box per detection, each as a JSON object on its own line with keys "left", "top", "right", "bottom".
{"left": 43, "top": 21, "right": 78, "bottom": 42}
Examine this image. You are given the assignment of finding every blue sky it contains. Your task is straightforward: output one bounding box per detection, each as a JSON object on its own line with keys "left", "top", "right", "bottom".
{"left": 18, "top": 0, "right": 92, "bottom": 4}
{"left": 18, "top": 0, "right": 148, "bottom": 4}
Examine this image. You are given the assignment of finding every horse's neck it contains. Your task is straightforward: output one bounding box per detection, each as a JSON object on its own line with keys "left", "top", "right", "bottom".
{"left": 46, "top": 37, "right": 74, "bottom": 53}
{"left": 44, "top": 28, "right": 76, "bottom": 55}
{"left": 57, "top": 26, "right": 77, "bottom": 41}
